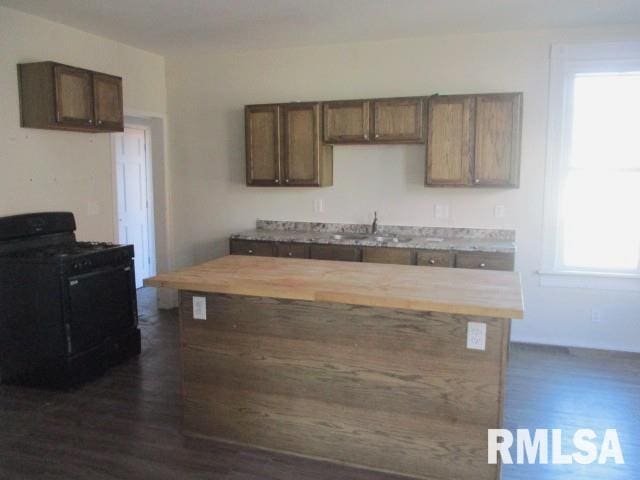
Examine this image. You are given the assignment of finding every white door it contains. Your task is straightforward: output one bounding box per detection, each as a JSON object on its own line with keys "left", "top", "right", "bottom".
{"left": 115, "top": 127, "right": 152, "bottom": 288}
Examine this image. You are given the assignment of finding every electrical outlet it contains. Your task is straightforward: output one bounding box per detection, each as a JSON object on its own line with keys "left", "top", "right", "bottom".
{"left": 434, "top": 204, "right": 449, "bottom": 219}
{"left": 467, "top": 322, "right": 487, "bottom": 350}
{"left": 494, "top": 205, "right": 505, "bottom": 218}
{"left": 313, "top": 198, "right": 324, "bottom": 213}
{"left": 193, "top": 296, "right": 207, "bottom": 320}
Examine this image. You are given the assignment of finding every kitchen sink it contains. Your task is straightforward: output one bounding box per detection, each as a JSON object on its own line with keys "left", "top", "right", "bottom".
{"left": 331, "top": 233, "right": 369, "bottom": 240}
{"left": 372, "top": 236, "right": 412, "bottom": 243}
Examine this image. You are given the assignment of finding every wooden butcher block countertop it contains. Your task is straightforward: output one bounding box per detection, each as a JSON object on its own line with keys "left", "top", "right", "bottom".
{"left": 145, "top": 255, "right": 524, "bottom": 319}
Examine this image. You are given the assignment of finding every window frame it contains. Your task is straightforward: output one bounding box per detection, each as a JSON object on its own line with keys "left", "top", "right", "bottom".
{"left": 540, "top": 42, "right": 640, "bottom": 289}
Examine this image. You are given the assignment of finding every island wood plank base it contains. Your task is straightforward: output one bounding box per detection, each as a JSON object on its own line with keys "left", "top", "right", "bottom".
{"left": 177, "top": 291, "right": 510, "bottom": 480}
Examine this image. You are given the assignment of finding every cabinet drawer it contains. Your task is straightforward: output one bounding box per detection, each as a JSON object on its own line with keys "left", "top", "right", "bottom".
{"left": 454, "top": 251, "right": 514, "bottom": 271}
{"left": 416, "top": 250, "right": 453, "bottom": 267}
{"left": 277, "top": 243, "right": 309, "bottom": 259}
{"left": 230, "top": 239, "right": 275, "bottom": 257}
{"left": 363, "top": 247, "right": 412, "bottom": 265}
{"left": 309, "top": 244, "right": 361, "bottom": 262}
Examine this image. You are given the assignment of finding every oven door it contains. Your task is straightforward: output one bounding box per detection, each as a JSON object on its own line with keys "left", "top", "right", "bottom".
{"left": 66, "top": 264, "right": 136, "bottom": 355}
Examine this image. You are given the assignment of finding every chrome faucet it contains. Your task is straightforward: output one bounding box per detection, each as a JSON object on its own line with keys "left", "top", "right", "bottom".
{"left": 371, "top": 211, "right": 378, "bottom": 234}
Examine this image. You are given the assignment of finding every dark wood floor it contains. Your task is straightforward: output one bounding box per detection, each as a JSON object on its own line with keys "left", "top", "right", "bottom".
{"left": 0, "top": 288, "right": 637, "bottom": 479}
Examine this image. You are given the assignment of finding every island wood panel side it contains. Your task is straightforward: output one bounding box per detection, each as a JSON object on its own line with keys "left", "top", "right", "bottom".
{"left": 179, "top": 292, "right": 508, "bottom": 480}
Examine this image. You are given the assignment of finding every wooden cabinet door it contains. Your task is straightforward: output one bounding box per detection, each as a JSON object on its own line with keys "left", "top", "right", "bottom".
{"left": 230, "top": 239, "right": 275, "bottom": 257}
{"left": 277, "top": 243, "right": 309, "bottom": 259}
{"left": 416, "top": 250, "right": 454, "bottom": 267}
{"left": 454, "top": 251, "right": 515, "bottom": 271}
{"left": 245, "top": 105, "right": 281, "bottom": 186}
{"left": 362, "top": 247, "right": 412, "bottom": 265}
{"left": 473, "top": 93, "right": 522, "bottom": 187}
{"left": 282, "top": 103, "right": 322, "bottom": 186}
{"left": 372, "top": 97, "right": 424, "bottom": 142}
{"left": 93, "top": 73, "right": 123, "bottom": 131}
{"left": 323, "top": 100, "right": 370, "bottom": 143}
{"left": 309, "top": 244, "right": 361, "bottom": 262}
{"left": 53, "top": 64, "right": 94, "bottom": 128}
{"left": 426, "top": 95, "right": 475, "bottom": 186}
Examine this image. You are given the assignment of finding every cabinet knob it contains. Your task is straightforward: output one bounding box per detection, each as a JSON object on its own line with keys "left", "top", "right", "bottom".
{"left": 274, "top": 179, "right": 279, "bottom": 184}
{"left": 248, "top": 249, "right": 254, "bottom": 254}
{"left": 285, "top": 179, "right": 290, "bottom": 184}
{"left": 479, "top": 262, "right": 486, "bottom": 268}
{"left": 88, "top": 119, "right": 93, "bottom": 124}
{"left": 474, "top": 179, "right": 480, "bottom": 184}
{"left": 428, "top": 259, "right": 436, "bottom": 265}
{"left": 375, "top": 134, "right": 380, "bottom": 139}
{"left": 97, "top": 120, "right": 103, "bottom": 125}
{"left": 287, "top": 252, "right": 293, "bottom": 257}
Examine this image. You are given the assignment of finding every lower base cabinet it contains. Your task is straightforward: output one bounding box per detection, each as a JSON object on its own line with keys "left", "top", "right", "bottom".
{"left": 362, "top": 247, "right": 412, "bottom": 265}
{"left": 230, "top": 238, "right": 513, "bottom": 271}
{"left": 229, "top": 240, "right": 275, "bottom": 257}
{"left": 309, "top": 244, "right": 362, "bottom": 262}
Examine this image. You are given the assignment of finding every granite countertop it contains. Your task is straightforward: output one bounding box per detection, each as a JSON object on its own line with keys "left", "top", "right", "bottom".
{"left": 230, "top": 220, "right": 516, "bottom": 254}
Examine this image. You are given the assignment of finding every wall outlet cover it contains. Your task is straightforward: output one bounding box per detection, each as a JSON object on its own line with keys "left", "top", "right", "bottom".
{"left": 193, "top": 296, "right": 207, "bottom": 320}
{"left": 467, "top": 322, "right": 487, "bottom": 351}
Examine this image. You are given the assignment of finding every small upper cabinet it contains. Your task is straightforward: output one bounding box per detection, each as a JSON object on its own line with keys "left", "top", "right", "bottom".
{"left": 426, "top": 92, "right": 522, "bottom": 188}
{"left": 93, "top": 73, "right": 124, "bottom": 131}
{"left": 18, "top": 61, "right": 124, "bottom": 133}
{"left": 372, "top": 97, "right": 424, "bottom": 143}
{"left": 245, "top": 102, "right": 333, "bottom": 187}
{"left": 245, "top": 104, "right": 281, "bottom": 186}
{"left": 323, "top": 100, "right": 370, "bottom": 143}
{"left": 53, "top": 64, "right": 94, "bottom": 127}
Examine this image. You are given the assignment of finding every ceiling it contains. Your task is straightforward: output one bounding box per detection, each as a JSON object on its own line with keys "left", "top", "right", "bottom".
{"left": 2, "top": 0, "right": 639, "bottom": 55}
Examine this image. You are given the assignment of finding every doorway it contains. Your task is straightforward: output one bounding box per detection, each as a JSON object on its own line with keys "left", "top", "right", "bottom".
{"left": 113, "top": 124, "right": 156, "bottom": 288}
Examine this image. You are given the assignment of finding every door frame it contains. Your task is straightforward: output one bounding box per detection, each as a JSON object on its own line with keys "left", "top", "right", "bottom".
{"left": 111, "top": 118, "right": 157, "bottom": 285}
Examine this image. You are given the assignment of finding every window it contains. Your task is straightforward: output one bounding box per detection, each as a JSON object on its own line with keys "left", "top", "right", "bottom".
{"left": 542, "top": 43, "right": 640, "bottom": 285}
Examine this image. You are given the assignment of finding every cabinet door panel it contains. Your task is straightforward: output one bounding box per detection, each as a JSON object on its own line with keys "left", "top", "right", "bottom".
{"left": 246, "top": 105, "right": 281, "bottom": 186}
{"left": 473, "top": 94, "right": 522, "bottom": 187}
{"left": 309, "top": 244, "right": 361, "bottom": 262}
{"left": 230, "top": 239, "right": 275, "bottom": 257}
{"left": 53, "top": 65, "right": 93, "bottom": 127}
{"left": 372, "top": 98, "right": 424, "bottom": 142}
{"left": 323, "top": 100, "right": 370, "bottom": 143}
{"left": 454, "top": 251, "right": 514, "bottom": 271}
{"left": 362, "top": 247, "right": 412, "bottom": 265}
{"left": 282, "top": 103, "right": 321, "bottom": 186}
{"left": 416, "top": 250, "right": 454, "bottom": 267}
{"left": 426, "top": 96, "right": 474, "bottom": 186}
{"left": 277, "top": 243, "right": 309, "bottom": 259}
{"left": 93, "top": 73, "right": 123, "bottom": 131}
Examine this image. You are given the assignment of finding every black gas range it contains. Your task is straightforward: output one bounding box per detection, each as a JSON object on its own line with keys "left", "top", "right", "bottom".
{"left": 0, "top": 212, "right": 141, "bottom": 388}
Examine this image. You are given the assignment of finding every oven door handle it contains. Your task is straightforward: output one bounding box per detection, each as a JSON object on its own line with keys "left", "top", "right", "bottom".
{"left": 68, "top": 263, "right": 132, "bottom": 285}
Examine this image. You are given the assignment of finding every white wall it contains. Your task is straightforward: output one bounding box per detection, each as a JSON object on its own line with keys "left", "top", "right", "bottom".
{"left": 165, "top": 25, "right": 640, "bottom": 352}
{"left": 0, "top": 6, "right": 167, "bottom": 242}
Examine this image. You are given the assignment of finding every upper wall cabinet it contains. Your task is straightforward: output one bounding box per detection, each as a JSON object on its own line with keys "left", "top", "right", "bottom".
{"left": 245, "top": 104, "right": 281, "bottom": 186}
{"left": 322, "top": 97, "right": 424, "bottom": 144}
{"left": 426, "top": 92, "right": 522, "bottom": 188}
{"left": 323, "top": 100, "right": 370, "bottom": 143}
{"left": 18, "top": 61, "right": 124, "bottom": 133}
{"left": 372, "top": 97, "right": 424, "bottom": 143}
{"left": 245, "top": 102, "right": 333, "bottom": 187}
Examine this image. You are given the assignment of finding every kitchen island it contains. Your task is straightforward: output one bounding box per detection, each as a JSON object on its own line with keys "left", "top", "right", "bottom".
{"left": 145, "top": 255, "right": 523, "bottom": 480}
